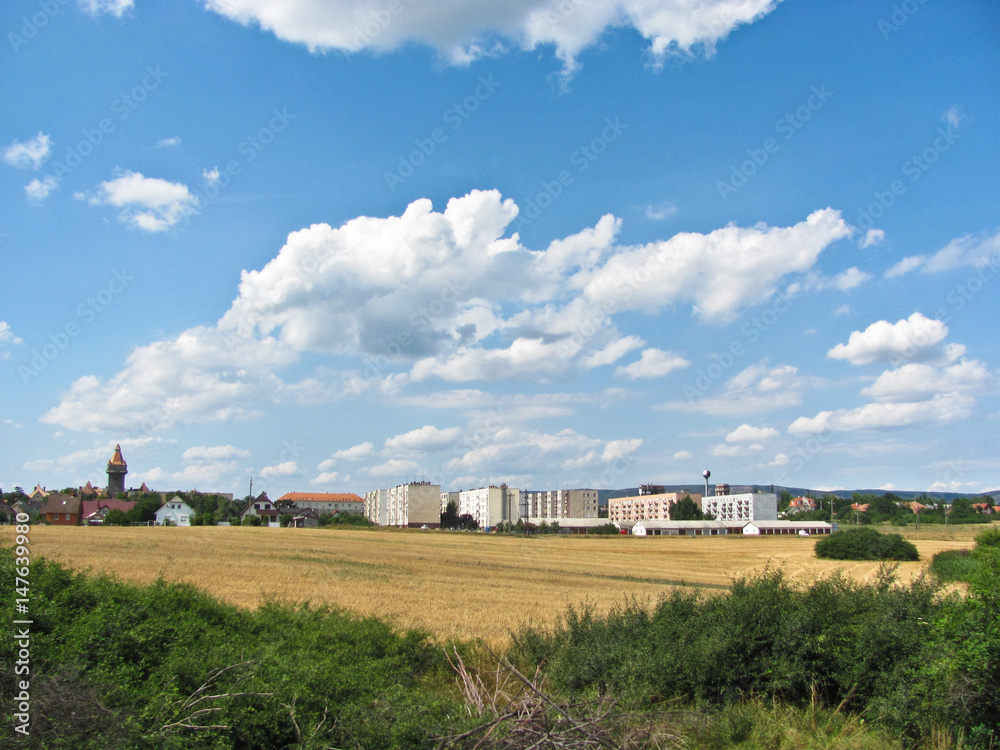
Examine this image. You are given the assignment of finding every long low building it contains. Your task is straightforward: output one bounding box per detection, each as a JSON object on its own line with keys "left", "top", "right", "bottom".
{"left": 743, "top": 520, "right": 832, "bottom": 535}
{"left": 525, "top": 517, "right": 620, "bottom": 534}
{"left": 632, "top": 520, "right": 730, "bottom": 536}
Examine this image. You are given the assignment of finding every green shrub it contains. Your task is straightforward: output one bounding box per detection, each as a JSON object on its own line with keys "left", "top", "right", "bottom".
{"left": 930, "top": 549, "right": 979, "bottom": 582}
{"left": 975, "top": 527, "right": 1000, "bottom": 549}
{"left": 815, "top": 527, "right": 919, "bottom": 561}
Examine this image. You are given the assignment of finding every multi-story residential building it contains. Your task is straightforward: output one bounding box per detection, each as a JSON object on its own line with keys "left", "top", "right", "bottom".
{"left": 456, "top": 485, "right": 520, "bottom": 529}
{"left": 277, "top": 492, "right": 364, "bottom": 515}
{"left": 439, "top": 491, "right": 460, "bottom": 514}
{"left": 382, "top": 482, "right": 441, "bottom": 528}
{"left": 701, "top": 492, "right": 778, "bottom": 523}
{"left": 523, "top": 489, "right": 599, "bottom": 520}
{"left": 364, "top": 488, "right": 389, "bottom": 525}
{"left": 608, "top": 492, "right": 703, "bottom": 523}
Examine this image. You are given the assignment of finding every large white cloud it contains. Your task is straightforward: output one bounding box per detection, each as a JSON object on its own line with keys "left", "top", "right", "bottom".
{"left": 578, "top": 208, "right": 850, "bottom": 322}
{"left": 203, "top": 0, "right": 782, "bottom": 75}
{"left": 85, "top": 170, "right": 199, "bottom": 232}
{"left": 725, "top": 424, "right": 778, "bottom": 442}
{"left": 860, "top": 359, "right": 990, "bottom": 402}
{"left": 787, "top": 393, "right": 976, "bottom": 435}
{"left": 45, "top": 191, "right": 850, "bottom": 431}
{"left": 827, "top": 313, "right": 950, "bottom": 366}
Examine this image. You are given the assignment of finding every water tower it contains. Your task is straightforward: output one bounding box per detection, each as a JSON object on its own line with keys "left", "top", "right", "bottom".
{"left": 702, "top": 469, "right": 711, "bottom": 498}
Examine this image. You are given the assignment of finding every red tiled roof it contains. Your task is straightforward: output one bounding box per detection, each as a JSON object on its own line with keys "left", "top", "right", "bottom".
{"left": 277, "top": 492, "right": 363, "bottom": 503}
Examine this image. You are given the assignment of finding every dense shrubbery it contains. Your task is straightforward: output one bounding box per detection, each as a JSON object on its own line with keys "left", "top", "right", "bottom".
{"left": 815, "top": 527, "right": 919, "bottom": 561}
{"left": 0, "top": 546, "right": 467, "bottom": 750}
{"left": 512, "top": 564, "right": 999, "bottom": 747}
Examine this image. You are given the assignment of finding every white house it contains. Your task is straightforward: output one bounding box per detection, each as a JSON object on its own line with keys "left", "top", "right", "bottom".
{"left": 156, "top": 496, "right": 195, "bottom": 526}
{"left": 632, "top": 520, "right": 729, "bottom": 536}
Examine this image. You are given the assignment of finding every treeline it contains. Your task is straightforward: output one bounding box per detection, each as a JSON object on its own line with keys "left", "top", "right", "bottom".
{"left": 782, "top": 491, "right": 994, "bottom": 526}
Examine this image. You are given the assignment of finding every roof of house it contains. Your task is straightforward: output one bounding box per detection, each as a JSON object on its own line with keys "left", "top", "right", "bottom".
{"left": 633, "top": 520, "right": 728, "bottom": 530}
{"left": 82, "top": 499, "right": 136, "bottom": 518}
{"left": 43, "top": 493, "right": 82, "bottom": 515}
{"left": 277, "top": 492, "right": 364, "bottom": 503}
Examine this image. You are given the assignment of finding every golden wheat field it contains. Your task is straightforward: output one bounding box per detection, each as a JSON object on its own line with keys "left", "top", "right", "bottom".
{"left": 3, "top": 524, "right": 985, "bottom": 645}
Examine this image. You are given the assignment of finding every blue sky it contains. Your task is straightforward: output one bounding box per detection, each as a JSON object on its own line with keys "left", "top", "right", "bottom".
{"left": 2, "top": 0, "right": 998, "bottom": 499}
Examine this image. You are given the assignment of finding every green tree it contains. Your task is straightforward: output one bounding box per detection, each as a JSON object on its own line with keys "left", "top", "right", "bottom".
{"left": 670, "top": 496, "right": 704, "bottom": 521}
{"left": 440, "top": 499, "right": 459, "bottom": 528}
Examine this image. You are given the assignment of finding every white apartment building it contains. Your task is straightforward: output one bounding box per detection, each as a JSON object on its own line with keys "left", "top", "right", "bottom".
{"left": 364, "top": 488, "right": 389, "bottom": 526}
{"left": 457, "top": 485, "right": 520, "bottom": 529}
{"left": 523, "top": 489, "right": 599, "bottom": 520}
{"left": 701, "top": 492, "right": 778, "bottom": 523}
{"left": 608, "top": 492, "right": 703, "bottom": 523}
{"left": 384, "top": 482, "right": 441, "bottom": 527}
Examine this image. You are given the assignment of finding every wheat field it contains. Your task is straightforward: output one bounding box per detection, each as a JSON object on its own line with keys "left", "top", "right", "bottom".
{"left": 4, "top": 524, "right": 983, "bottom": 645}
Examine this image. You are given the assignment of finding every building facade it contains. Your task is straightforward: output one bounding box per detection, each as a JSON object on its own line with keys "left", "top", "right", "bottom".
{"left": 457, "top": 485, "right": 520, "bottom": 529}
{"left": 364, "top": 488, "right": 389, "bottom": 525}
{"left": 608, "top": 492, "right": 703, "bottom": 523}
{"left": 277, "top": 492, "right": 364, "bottom": 515}
{"left": 384, "top": 482, "right": 441, "bottom": 527}
{"left": 701, "top": 492, "right": 778, "bottom": 523}
{"left": 523, "top": 489, "right": 599, "bottom": 520}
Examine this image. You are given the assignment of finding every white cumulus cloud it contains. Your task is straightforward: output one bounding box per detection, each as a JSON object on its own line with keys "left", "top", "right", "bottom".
{"left": 78, "top": 0, "right": 134, "bottom": 17}
{"left": 615, "top": 348, "right": 689, "bottom": 379}
{"left": 827, "top": 313, "right": 949, "bottom": 366}
{"left": 260, "top": 460, "right": 298, "bottom": 477}
{"left": 3, "top": 132, "right": 51, "bottom": 170}
{"left": 385, "top": 425, "right": 465, "bottom": 452}
{"left": 86, "top": 169, "right": 199, "bottom": 231}
{"left": 25, "top": 176, "right": 60, "bottom": 201}
{"left": 787, "top": 392, "right": 975, "bottom": 435}
{"left": 203, "top": 0, "right": 783, "bottom": 76}
{"left": 725, "top": 424, "right": 779, "bottom": 442}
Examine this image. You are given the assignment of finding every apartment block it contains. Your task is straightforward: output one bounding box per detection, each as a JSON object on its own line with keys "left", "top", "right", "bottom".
{"left": 364, "top": 488, "right": 389, "bottom": 525}
{"left": 457, "top": 485, "right": 520, "bottom": 529}
{"left": 277, "top": 492, "right": 364, "bottom": 515}
{"left": 608, "top": 492, "right": 703, "bottom": 523}
{"left": 701, "top": 492, "right": 778, "bottom": 523}
{"left": 385, "top": 481, "right": 441, "bottom": 527}
{"left": 523, "top": 489, "right": 599, "bottom": 520}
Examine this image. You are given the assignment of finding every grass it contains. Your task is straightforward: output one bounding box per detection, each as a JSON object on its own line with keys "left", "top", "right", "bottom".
{"left": 2, "top": 524, "right": 983, "bottom": 645}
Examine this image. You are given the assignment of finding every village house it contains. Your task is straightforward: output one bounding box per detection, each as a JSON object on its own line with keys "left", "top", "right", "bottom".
{"left": 42, "top": 493, "right": 82, "bottom": 525}
{"left": 155, "top": 496, "right": 196, "bottom": 526}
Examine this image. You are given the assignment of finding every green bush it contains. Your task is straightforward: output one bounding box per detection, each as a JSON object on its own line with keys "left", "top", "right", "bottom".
{"left": 0, "top": 545, "right": 467, "bottom": 750}
{"left": 975, "top": 527, "right": 1000, "bottom": 548}
{"left": 814, "top": 527, "right": 919, "bottom": 561}
{"left": 930, "top": 549, "right": 978, "bottom": 582}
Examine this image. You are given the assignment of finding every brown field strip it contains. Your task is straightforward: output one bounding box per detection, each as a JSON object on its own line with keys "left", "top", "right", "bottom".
{"left": 3, "top": 524, "right": 985, "bottom": 646}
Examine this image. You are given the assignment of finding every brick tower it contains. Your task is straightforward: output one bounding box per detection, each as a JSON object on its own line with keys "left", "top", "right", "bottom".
{"left": 107, "top": 443, "right": 128, "bottom": 497}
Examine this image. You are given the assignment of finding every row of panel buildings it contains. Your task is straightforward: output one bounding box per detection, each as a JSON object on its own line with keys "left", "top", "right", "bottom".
{"left": 360, "top": 481, "right": 777, "bottom": 530}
